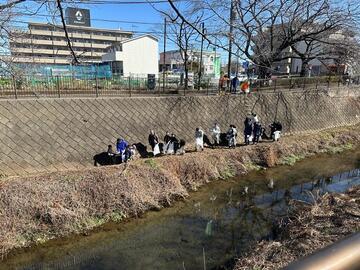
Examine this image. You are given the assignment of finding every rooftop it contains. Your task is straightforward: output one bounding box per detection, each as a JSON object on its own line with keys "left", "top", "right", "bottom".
{"left": 28, "top": 22, "right": 133, "bottom": 35}
{"left": 161, "top": 49, "right": 218, "bottom": 55}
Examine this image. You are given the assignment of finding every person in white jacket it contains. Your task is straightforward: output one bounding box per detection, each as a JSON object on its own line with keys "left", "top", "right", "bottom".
{"left": 195, "top": 127, "right": 204, "bottom": 151}
{"left": 252, "top": 113, "right": 259, "bottom": 123}
{"left": 210, "top": 123, "right": 221, "bottom": 146}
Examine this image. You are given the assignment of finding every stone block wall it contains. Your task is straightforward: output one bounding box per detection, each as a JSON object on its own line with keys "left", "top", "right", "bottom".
{"left": 0, "top": 90, "right": 359, "bottom": 176}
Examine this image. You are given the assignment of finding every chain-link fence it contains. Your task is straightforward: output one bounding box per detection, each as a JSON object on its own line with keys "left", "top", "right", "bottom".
{"left": 0, "top": 74, "right": 359, "bottom": 99}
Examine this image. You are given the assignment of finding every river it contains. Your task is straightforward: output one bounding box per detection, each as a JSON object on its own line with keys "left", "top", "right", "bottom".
{"left": 1, "top": 148, "right": 359, "bottom": 270}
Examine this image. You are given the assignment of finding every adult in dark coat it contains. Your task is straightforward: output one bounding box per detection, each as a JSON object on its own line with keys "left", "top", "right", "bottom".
{"left": 163, "top": 131, "right": 171, "bottom": 153}
{"left": 244, "top": 116, "right": 253, "bottom": 145}
{"left": 148, "top": 130, "right": 159, "bottom": 151}
{"left": 269, "top": 121, "right": 283, "bottom": 140}
{"left": 253, "top": 122, "right": 262, "bottom": 144}
{"left": 170, "top": 133, "right": 180, "bottom": 153}
{"left": 164, "top": 131, "right": 171, "bottom": 144}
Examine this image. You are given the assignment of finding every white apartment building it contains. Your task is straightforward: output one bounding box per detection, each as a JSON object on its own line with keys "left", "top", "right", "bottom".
{"left": 9, "top": 9, "right": 133, "bottom": 65}
{"left": 159, "top": 49, "right": 221, "bottom": 77}
{"left": 102, "top": 35, "right": 159, "bottom": 76}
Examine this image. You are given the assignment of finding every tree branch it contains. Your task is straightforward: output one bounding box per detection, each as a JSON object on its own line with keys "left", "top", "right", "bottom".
{"left": 0, "top": 0, "right": 26, "bottom": 11}
{"left": 56, "top": 0, "right": 79, "bottom": 65}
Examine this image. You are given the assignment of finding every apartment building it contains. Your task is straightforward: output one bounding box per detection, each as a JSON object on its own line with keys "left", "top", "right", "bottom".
{"left": 9, "top": 8, "right": 133, "bottom": 66}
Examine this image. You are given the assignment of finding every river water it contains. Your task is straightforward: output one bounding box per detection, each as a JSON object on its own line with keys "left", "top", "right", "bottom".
{"left": 1, "top": 149, "right": 360, "bottom": 270}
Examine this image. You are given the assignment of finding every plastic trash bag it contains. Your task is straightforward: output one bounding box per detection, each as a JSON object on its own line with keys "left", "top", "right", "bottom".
{"left": 153, "top": 143, "right": 160, "bottom": 156}
{"left": 205, "top": 220, "right": 213, "bottom": 236}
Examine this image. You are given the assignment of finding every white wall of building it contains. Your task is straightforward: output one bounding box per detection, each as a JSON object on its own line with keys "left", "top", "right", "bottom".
{"left": 159, "top": 50, "right": 220, "bottom": 76}
{"left": 102, "top": 35, "right": 159, "bottom": 76}
{"left": 272, "top": 39, "right": 344, "bottom": 76}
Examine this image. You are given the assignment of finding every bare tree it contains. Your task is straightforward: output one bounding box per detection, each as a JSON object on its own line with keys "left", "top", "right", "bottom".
{"left": 165, "top": 0, "right": 360, "bottom": 78}
{"left": 167, "top": 17, "right": 203, "bottom": 89}
{"left": 0, "top": 0, "right": 80, "bottom": 76}
{"left": 0, "top": 0, "right": 26, "bottom": 11}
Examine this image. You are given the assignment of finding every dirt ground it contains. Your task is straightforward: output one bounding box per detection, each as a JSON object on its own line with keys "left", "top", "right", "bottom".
{"left": 0, "top": 124, "right": 360, "bottom": 259}
{"left": 233, "top": 186, "right": 360, "bottom": 270}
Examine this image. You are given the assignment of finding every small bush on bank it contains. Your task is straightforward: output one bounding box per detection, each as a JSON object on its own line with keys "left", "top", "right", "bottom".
{"left": 144, "top": 159, "right": 158, "bottom": 169}
{"left": 79, "top": 217, "right": 107, "bottom": 230}
{"left": 220, "top": 166, "right": 236, "bottom": 179}
{"left": 327, "top": 143, "right": 353, "bottom": 154}
{"left": 244, "top": 162, "right": 263, "bottom": 171}
{"left": 279, "top": 154, "right": 305, "bottom": 166}
{"left": 108, "top": 211, "right": 127, "bottom": 223}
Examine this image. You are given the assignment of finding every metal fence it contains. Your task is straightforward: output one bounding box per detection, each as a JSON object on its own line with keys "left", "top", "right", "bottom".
{"left": 0, "top": 74, "right": 359, "bottom": 99}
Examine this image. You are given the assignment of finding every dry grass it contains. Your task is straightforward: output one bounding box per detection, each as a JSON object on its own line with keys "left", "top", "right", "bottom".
{"left": 234, "top": 187, "right": 360, "bottom": 270}
{"left": 0, "top": 125, "right": 360, "bottom": 259}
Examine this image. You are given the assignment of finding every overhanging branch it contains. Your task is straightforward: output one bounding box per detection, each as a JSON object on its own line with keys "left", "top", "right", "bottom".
{"left": 56, "top": 0, "right": 79, "bottom": 65}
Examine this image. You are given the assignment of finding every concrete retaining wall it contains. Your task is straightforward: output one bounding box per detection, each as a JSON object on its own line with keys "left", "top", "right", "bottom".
{"left": 0, "top": 90, "right": 359, "bottom": 175}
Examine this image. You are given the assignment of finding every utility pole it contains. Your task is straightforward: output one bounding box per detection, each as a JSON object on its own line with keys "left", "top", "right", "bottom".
{"left": 227, "top": 0, "right": 235, "bottom": 78}
{"left": 214, "top": 46, "right": 217, "bottom": 77}
{"left": 198, "top": 22, "right": 205, "bottom": 91}
{"left": 163, "top": 18, "right": 167, "bottom": 93}
{"left": 236, "top": 49, "right": 239, "bottom": 75}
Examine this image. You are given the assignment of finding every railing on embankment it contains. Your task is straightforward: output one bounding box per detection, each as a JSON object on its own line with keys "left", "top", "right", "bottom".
{"left": 0, "top": 75, "right": 359, "bottom": 99}
{"left": 284, "top": 233, "right": 360, "bottom": 270}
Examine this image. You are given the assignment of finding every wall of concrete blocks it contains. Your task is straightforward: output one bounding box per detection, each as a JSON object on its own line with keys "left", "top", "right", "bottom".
{"left": 0, "top": 90, "right": 359, "bottom": 176}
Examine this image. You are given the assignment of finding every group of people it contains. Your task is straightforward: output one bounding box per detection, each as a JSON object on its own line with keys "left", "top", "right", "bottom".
{"left": 106, "top": 138, "right": 138, "bottom": 164}
{"left": 219, "top": 74, "right": 250, "bottom": 94}
{"left": 148, "top": 130, "right": 186, "bottom": 156}
{"left": 182, "top": 113, "right": 282, "bottom": 155}
{"left": 244, "top": 113, "right": 283, "bottom": 145}
{"left": 244, "top": 113, "right": 263, "bottom": 145}
{"left": 95, "top": 114, "right": 283, "bottom": 166}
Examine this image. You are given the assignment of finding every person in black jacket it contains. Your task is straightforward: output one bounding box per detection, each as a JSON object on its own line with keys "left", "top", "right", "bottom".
{"left": 269, "top": 121, "right": 283, "bottom": 141}
{"left": 148, "top": 130, "right": 159, "bottom": 151}
{"left": 253, "top": 122, "right": 262, "bottom": 144}
{"left": 107, "top": 145, "right": 116, "bottom": 164}
{"left": 163, "top": 131, "right": 171, "bottom": 153}
{"left": 170, "top": 133, "right": 180, "bottom": 153}
{"left": 244, "top": 116, "right": 253, "bottom": 145}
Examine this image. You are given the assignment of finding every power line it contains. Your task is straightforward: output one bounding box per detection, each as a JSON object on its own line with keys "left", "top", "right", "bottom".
{"left": 8, "top": 19, "right": 224, "bottom": 36}
{"left": 15, "top": 12, "right": 217, "bottom": 28}
{"left": 29, "top": 0, "right": 191, "bottom": 5}
{"left": 16, "top": 12, "right": 163, "bottom": 25}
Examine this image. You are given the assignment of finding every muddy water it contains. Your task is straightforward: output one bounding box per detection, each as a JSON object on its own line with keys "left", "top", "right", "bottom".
{"left": 1, "top": 149, "right": 360, "bottom": 270}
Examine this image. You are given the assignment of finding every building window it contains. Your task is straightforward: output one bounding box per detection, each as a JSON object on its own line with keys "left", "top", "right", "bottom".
{"left": 115, "top": 44, "right": 122, "bottom": 51}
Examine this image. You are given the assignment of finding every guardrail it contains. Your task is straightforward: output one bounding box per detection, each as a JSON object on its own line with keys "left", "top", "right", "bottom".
{"left": 0, "top": 75, "right": 358, "bottom": 99}
{"left": 284, "top": 232, "right": 360, "bottom": 270}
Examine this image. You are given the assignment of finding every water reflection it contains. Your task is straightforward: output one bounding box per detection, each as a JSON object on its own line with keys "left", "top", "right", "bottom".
{"left": 1, "top": 150, "right": 359, "bottom": 270}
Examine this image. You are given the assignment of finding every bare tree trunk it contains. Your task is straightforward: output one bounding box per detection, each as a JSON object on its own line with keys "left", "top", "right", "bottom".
{"left": 300, "top": 59, "right": 309, "bottom": 77}
{"left": 258, "top": 65, "right": 270, "bottom": 79}
{"left": 184, "top": 52, "right": 189, "bottom": 89}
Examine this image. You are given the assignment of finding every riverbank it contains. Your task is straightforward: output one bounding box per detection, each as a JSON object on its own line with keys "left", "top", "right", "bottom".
{"left": 1, "top": 124, "right": 360, "bottom": 259}
{"left": 234, "top": 186, "right": 360, "bottom": 270}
